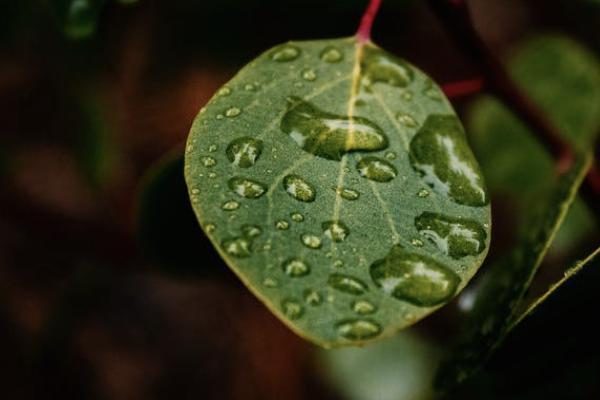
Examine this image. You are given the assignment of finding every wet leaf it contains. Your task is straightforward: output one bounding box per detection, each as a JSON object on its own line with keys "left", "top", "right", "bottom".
{"left": 184, "top": 37, "right": 491, "bottom": 347}
{"left": 436, "top": 154, "right": 591, "bottom": 389}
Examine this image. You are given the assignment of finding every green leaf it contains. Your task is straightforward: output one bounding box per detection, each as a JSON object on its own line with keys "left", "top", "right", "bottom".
{"left": 436, "top": 154, "right": 591, "bottom": 389}
{"left": 184, "top": 37, "right": 491, "bottom": 348}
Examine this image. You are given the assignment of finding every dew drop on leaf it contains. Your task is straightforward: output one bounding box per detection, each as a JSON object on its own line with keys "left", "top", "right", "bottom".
{"left": 282, "top": 258, "right": 310, "bottom": 277}
{"left": 328, "top": 273, "right": 368, "bottom": 295}
{"left": 336, "top": 319, "right": 381, "bottom": 340}
{"left": 352, "top": 300, "right": 377, "bottom": 315}
{"left": 226, "top": 137, "right": 263, "bottom": 168}
{"left": 201, "top": 156, "right": 217, "bottom": 167}
{"left": 276, "top": 220, "right": 290, "bottom": 230}
{"left": 397, "top": 113, "right": 418, "bottom": 128}
{"left": 356, "top": 157, "right": 397, "bottom": 182}
{"left": 322, "top": 220, "right": 350, "bottom": 242}
{"left": 221, "top": 200, "right": 240, "bottom": 211}
{"left": 225, "top": 107, "right": 241, "bottom": 117}
{"left": 282, "top": 299, "right": 304, "bottom": 319}
{"left": 304, "top": 289, "right": 322, "bottom": 306}
{"left": 241, "top": 224, "right": 262, "bottom": 238}
{"left": 320, "top": 46, "right": 343, "bottom": 63}
{"left": 271, "top": 45, "right": 301, "bottom": 62}
{"left": 222, "top": 237, "right": 252, "bottom": 258}
{"left": 301, "top": 233, "right": 322, "bottom": 249}
{"left": 361, "top": 47, "right": 414, "bottom": 91}
{"left": 283, "top": 174, "right": 316, "bottom": 202}
{"left": 301, "top": 68, "right": 317, "bottom": 81}
{"left": 290, "top": 212, "right": 304, "bottom": 222}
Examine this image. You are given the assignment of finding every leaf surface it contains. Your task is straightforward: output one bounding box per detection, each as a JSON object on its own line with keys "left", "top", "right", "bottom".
{"left": 185, "top": 37, "right": 491, "bottom": 347}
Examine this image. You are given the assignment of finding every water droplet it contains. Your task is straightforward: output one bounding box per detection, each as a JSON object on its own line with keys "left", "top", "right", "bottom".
{"left": 282, "top": 258, "right": 310, "bottom": 277}
{"left": 356, "top": 157, "right": 397, "bottom": 182}
{"left": 370, "top": 245, "right": 460, "bottom": 307}
{"left": 241, "top": 224, "right": 262, "bottom": 238}
{"left": 301, "top": 233, "right": 322, "bottom": 249}
{"left": 216, "top": 114, "right": 224, "bottom": 120}
{"left": 218, "top": 87, "right": 231, "bottom": 96}
{"left": 290, "top": 212, "right": 304, "bottom": 222}
{"left": 191, "top": 188, "right": 200, "bottom": 195}
{"left": 322, "top": 220, "right": 349, "bottom": 242}
{"left": 208, "top": 144, "right": 218, "bottom": 152}
{"left": 397, "top": 113, "right": 418, "bottom": 128}
{"left": 333, "top": 260, "right": 344, "bottom": 268}
{"left": 244, "top": 83, "right": 256, "bottom": 91}
{"left": 282, "top": 299, "right": 304, "bottom": 319}
{"left": 417, "top": 189, "right": 430, "bottom": 198}
{"left": 226, "top": 137, "right": 263, "bottom": 168}
{"left": 352, "top": 300, "right": 377, "bottom": 315}
{"left": 304, "top": 289, "right": 322, "bottom": 306}
{"left": 301, "top": 68, "right": 317, "bottom": 81}
{"left": 294, "top": 82, "right": 304, "bottom": 88}
{"left": 225, "top": 107, "right": 241, "bottom": 117}
{"left": 415, "top": 212, "right": 487, "bottom": 259}
{"left": 361, "top": 47, "right": 414, "bottom": 91}
{"left": 423, "top": 79, "right": 442, "bottom": 100}
{"left": 208, "top": 172, "right": 217, "bottom": 178}
{"left": 283, "top": 174, "right": 316, "bottom": 202}
{"left": 336, "top": 319, "right": 381, "bottom": 340}
{"left": 263, "top": 277, "right": 279, "bottom": 288}
{"left": 222, "top": 237, "right": 252, "bottom": 258}
{"left": 328, "top": 273, "right": 368, "bottom": 295}
{"left": 228, "top": 177, "right": 267, "bottom": 199}
{"left": 320, "top": 46, "right": 343, "bottom": 63}
{"left": 222, "top": 200, "right": 240, "bottom": 211}
{"left": 205, "top": 223, "right": 216, "bottom": 234}
{"left": 411, "top": 238, "right": 424, "bottom": 247}
{"left": 409, "top": 115, "right": 488, "bottom": 206}
{"left": 402, "top": 90, "right": 413, "bottom": 101}
{"left": 384, "top": 151, "right": 397, "bottom": 160}
{"left": 276, "top": 220, "right": 290, "bottom": 230}
{"left": 201, "top": 156, "right": 217, "bottom": 167}
{"left": 271, "top": 44, "right": 301, "bottom": 62}
{"left": 281, "top": 97, "right": 388, "bottom": 160}
{"left": 335, "top": 187, "right": 360, "bottom": 201}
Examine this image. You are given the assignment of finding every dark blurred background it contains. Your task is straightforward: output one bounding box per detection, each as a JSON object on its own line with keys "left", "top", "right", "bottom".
{"left": 1, "top": 1, "right": 599, "bottom": 399}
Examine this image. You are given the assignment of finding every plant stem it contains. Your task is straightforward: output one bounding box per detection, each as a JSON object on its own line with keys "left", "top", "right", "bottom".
{"left": 428, "top": 0, "right": 600, "bottom": 218}
{"left": 442, "top": 77, "right": 485, "bottom": 99}
{"left": 357, "top": 0, "right": 382, "bottom": 42}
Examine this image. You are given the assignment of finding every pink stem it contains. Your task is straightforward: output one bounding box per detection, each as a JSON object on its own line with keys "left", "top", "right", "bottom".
{"left": 442, "top": 77, "right": 485, "bottom": 99}
{"left": 357, "top": 0, "right": 383, "bottom": 42}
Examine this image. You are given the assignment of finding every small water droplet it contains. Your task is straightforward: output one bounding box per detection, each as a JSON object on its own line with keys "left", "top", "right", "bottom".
{"left": 225, "top": 107, "right": 241, "bottom": 117}
{"left": 226, "top": 137, "right": 263, "bottom": 168}
{"left": 222, "top": 237, "right": 251, "bottom": 258}
{"left": 282, "top": 258, "right": 310, "bottom": 277}
{"left": 283, "top": 174, "right": 316, "bottom": 202}
{"left": 191, "top": 188, "right": 200, "bottom": 195}
{"left": 411, "top": 238, "right": 424, "bottom": 247}
{"left": 328, "top": 273, "right": 368, "bottom": 295}
{"left": 228, "top": 177, "right": 267, "bottom": 199}
{"left": 352, "top": 300, "right": 377, "bottom": 315}
{"left": 271, "top": 45, "right": 301, "bottom": 62}
{"left": 282, "top": 299, "right": 304, "bottom": 319}
{"left": 216, "top": 114, "right": 224, "bottom": 120}
{"left": 294, "top": 82, "right": 304, "bottom": 88}
{"left": 208, "top": 144, "right": 218, "bottom": 152}
{"left": 384, "top": 151, "right": 397, "bottom": 160}
{"left": 333, "top": 187, "right": 360, "bottom": 201}
{"left": 402, "top": 90, "right": 413, "bottom": 101}
{"left": 276, "top": 220, "right": 290, "bottom": 230}
{"left": 218, "top": 87, "right": 231, "bottom": 96}
{"left": 208, "top": 172, "right": 217, "bottom": 178}
{"left": 397, "top": 113, "right": 418, "bottom": 128}
{"left": 301, "top": 233, "right": 322, "bottom": 249}
{"left": 201, "top": 156, "right": 217, "bottom": 167}
{"left": 417, "top": 189, "right": 430, "bottom": 198}
{"left": 320, "top": 46, "right": 343, "bottom": 63}
{"left": 333, "top": 260, "right": 344, "bottom": 268}
{"left": 241, "top": 224, "right": 262, "bottom": 238}
{"left": 205, "top": 223, "right": 216, "bottom": 234}
{"left": 291, "top": 212, "right": 304, "bottom": 222}
{"left": 336, "top": 319, "right": 381, "bottom": 340}
{"left": 322, "top": 220, "right": 349, "bottom": 242}
{"left": 304, "top": 289, "right": 322, "bottom": 306}
{"left": 301, "top": 68, "right": 317, "bottom": 81}
{"left": 244, "top": 83, "right": 256, "bottom": 91}
{"left": 263, "top": 277, "right": 279, "bottom": 288}
{"left": 423, "top": 80, "right": 442, "bottom": 100}
{"left": 356, "top": 157, "right": 397, "bottom": 182}
{"left": 222, "top": 200, "right": 240, "bottom": 211}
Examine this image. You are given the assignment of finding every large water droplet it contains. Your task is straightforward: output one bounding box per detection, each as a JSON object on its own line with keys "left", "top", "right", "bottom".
{"left": 271, "top": 45, "right": 301, "bottom": 62}
{"left": 356, "top": 157, "right": 397, "bottom": 182}
{"left": 352, "top": 300, "right": 377, "bottom": 315}
{"left": 282, "top": 299, "right": 304, "bottom": 319}
{"left": 409, "top": 115, "right": 488, "bottom": 206}
{"left": 301, "top": 233, "right": 322, "bottom": 249}
{"left": 228, "top": 177, "right": 267, "bottom": 199}
{"left": 281, "top": 97, "right": 388, "bottom": 161}
{"left": 320, "top": 46, "right": 343, "bottom": 63}
{"left": 361, "top": 46, "right": 414, "bottom": 91}
{"left": 328, "top": 273, "right": 368, "bottom": 295}
{"left": 282, "top": 258, "right": 310, "bottom": 277}
{"left": 336, "top": 319, "right": 381, "bottom": 340}
{"left": 283, "top": 174, "right": 316, "bottom": 202}
{"left": 222, "top": 200, "right": 240, "bottom": 211}
{"left": 414, "top": 212, "right": 487, "bottom": 259}
{"left": 322, "top": 220, "right": 349, "bottom": 242}
{"left": 370, "top": 245, "right": 460, "bottom": 307}
{"left": 226, "top": 137, "right": 263, "bottom": 168}
{"left": 222, "top": 237, "right": 252, "bottom": 258}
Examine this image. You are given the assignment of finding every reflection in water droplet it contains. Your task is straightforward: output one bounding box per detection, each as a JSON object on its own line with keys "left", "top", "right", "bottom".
{"left": 370, "top": 245, "right": 460, "bottom": 307}
{"left": 415, "top": 212, "right": 487, "bottom": 259}
{"left": 282, "top": 258, "right": 310, "bottom": 277}
{"left": 263, "top": 277, "right": 279, "bottom": 288}
{"left": 291, "top": 212, "right": 304, "bottom": 222}
{"left": 304, "top": 289, "right": 322, "bottom": 306}
{"left": 397, "top": 113, "right": 418, "bottom": 128}
{"left": 361, "top": 46, "right": 414, "bottom": 91}
{"left": 228, "top": 177, "right": 267, "bottom": 199}
{"left": 335, "top": 187, "right": 360, "bottom": 201}
{"left": 337, "top": 319, "right": 381, "bottom": 340}
{"left": 352, "top": 300, "right": 377, "bottom": 315}
{"left": 201, "top": 156, "right": 217, "bottom": 167}
{"left": 282, "top": 299, "right": 304, "bottom": 319}
{"left": 222, "top": 200, "right": 240, "bottom": 211}
{"left": 222, "top": 237, "right": 251, "bottom": 258}
{"left": 218, "top": 87, "right": 231, "bottom": 96}
{"left": 283, "top": 174, "right": 316, "bottom": 202}
{"left": 225, "top": 107, "right": 241, "bottom": 117}
{"left": 328, "top": 273, "right": 368, "bottom": 295}
{"left": 276, "top": 220, "right": 290, "bottom": 230}
{"left": 241, "top": 224, "right": 262, "bottom": 238}
{"left": 271, "top": 45, "right": 301, "bottom": 62}
{"left": 301, "top": 233, "right": 322, "bottom": 249}
{"left": 356, "top": 157, "right": 397, "bottom": 182}
{"left": 320, "top": 46, "right": 343, "bottom": 63}
{"left": 409, "top": 115, "right": 488, "bottom": 206}
{"left": 281, "top": 97, "right": 388, "bottom": 160}
{"left": 226, "top": 137, "right": 263, "bottom": 168}
{"left": 301, "top": 68, "right": 317, "bottom": 81}
{"left": 417, "top": 189, "right": 430, "bottom": 198}
{"left": 322, "top": 220, "right": 349, "bottom": 242}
